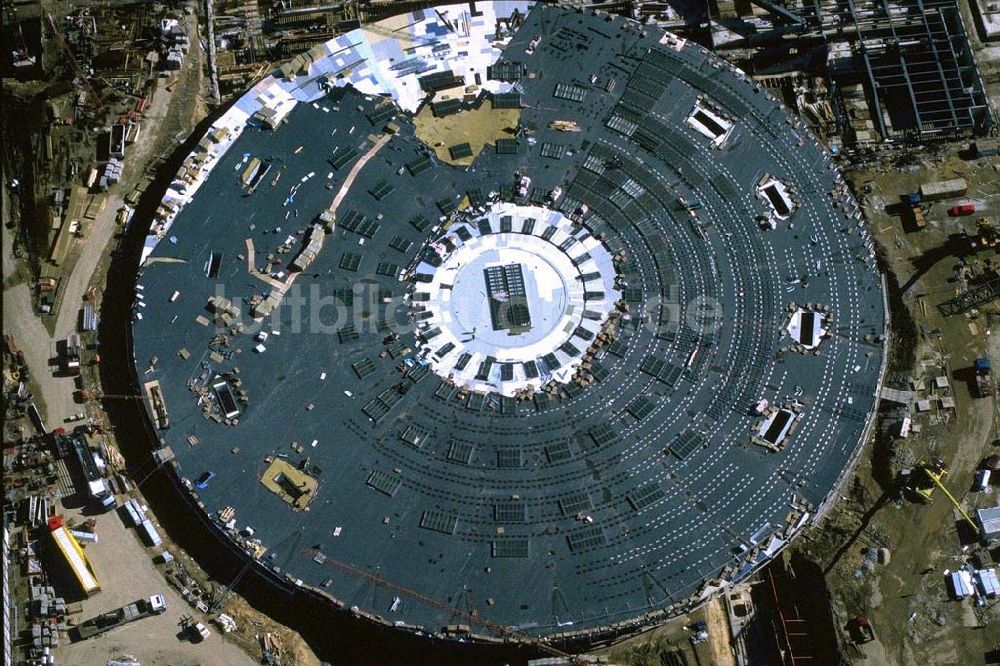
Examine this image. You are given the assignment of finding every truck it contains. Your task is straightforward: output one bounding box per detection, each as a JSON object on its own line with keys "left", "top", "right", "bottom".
{"left": 899, "top": 193, "right": 927, "bottom": 228}
{"left": 68, "top": 433, "right": 116, "bottom": 510}
{"left": 676, "top": 196, "right": 704, "bottom": 212}
{"left": 180, "top": 616, "right": 211, "bottom": 642}
{"left": 193, "top": 622, "right": 211, "bottom": 642}
{"left": 73, "top": 594, "right": 166, "bottom": 641}
{"left": 975, "top": 358, "right": 994, "bottom": 397}
{"left": 950, "top": 203, "right": 976, "bottom": 217}
{"left": 63, "top": 333, "right": 82, "bottom": 375}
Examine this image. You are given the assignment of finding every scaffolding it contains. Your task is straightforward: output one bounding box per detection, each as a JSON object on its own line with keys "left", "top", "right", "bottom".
{"left": 713, "top": 0, "right": 994, "bottom": 143}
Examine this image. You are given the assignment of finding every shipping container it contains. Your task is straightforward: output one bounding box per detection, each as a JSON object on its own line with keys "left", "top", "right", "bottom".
{"left": 949, "top": 571, "right": 974, "bottom": 599}
{"left": 122, "top": 499, "right": 142, "bottom": 527}
{"left": 920, "top": 178, "right": 968, "bottom": 201}
{"left": 975, "top": 569, "right": 1000, "bottom": 597}
{"left": 129, "top": 499, "right": 146, "bottom": 526}
{"left": 50, "top": 524, "right": 101, "bottom": 596}
{"left": 140, "top": 519, "right": 162, "bottom": 547}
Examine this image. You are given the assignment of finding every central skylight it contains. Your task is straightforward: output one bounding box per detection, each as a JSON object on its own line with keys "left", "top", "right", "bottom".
{"left": 416, "top": 202, "right": 621, "bottom": 396}
{"left": 484, "top": 263, "right": 532, "bottom": 333}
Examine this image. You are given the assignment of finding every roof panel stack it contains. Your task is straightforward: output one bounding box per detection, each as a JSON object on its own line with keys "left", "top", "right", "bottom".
{"left": 418, "top": 71, "right": 464, "bottom": 93}
{"left": 491, "top": 92, "right": 522, "bottom": 109}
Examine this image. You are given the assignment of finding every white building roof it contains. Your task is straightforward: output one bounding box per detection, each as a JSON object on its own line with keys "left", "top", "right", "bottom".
{"left": 977, "top": 505, "right": 1000, "bottom": 537}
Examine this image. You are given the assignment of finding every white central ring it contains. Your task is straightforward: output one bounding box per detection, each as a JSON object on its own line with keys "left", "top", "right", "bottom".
{"left": 416, "top": 203, "right": 620, "bottom": 396}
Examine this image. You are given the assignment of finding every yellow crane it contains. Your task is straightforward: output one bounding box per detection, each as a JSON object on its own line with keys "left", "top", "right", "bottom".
{"left": 913, "top": 460, "right": 980, "bottom": 535}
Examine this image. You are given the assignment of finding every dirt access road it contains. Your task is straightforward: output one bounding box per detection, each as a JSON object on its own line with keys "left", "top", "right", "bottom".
{"left": 4, "top": 8, "right": 255, "bottom": 665}
{"left": 589, "top": 596, "right": 736, "bottom": 666}
{"left": 4, "top": 7, "right": 207, "bottom": 428}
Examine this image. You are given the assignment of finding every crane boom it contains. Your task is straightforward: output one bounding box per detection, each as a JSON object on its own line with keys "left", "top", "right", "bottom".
{"left": 79, "top": 390, "right": 146, "bottom": 402}
{"left": 923, "top": 467, "right": 980, "bottom": 535}
{"left": 301, "top": 548, "right": 581, "bottom": 661}
{"left": 45, "top": 13, "right": 101, "bottom": 109}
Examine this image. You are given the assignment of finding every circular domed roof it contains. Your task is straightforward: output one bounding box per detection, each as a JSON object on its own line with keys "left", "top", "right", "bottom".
{"left": 131, "top": 1, "right": 886, "bottom": 641}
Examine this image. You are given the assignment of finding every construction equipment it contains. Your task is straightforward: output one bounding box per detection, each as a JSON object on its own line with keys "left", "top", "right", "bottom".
{"left": 45, "top": 13, "right": 102, "bottom": 111}
{"left": 178, "top": 615, "right": 211, "bottom": 642}
{"left": 898, "top": 193, "right": 927, "bottom": 229}
{"left": 912, "top": 460, "right": 980, "bottom": 535}
{"left": 975, "top": 358, "right": 994, "bottom": 398}
{"left": 848, "top": 615, "right": 875, "bottom": 644}
{"left": 260, "top": 632, "right": 281, "bottom": 664}
{"left": 970, "top": 218, "right": 1000, "bottom": 249}
{"left": 301, "top": 547, "right": 585, "bottom": 663}
{"left": 73, "top": 594, "right": 166, "bottom": 641}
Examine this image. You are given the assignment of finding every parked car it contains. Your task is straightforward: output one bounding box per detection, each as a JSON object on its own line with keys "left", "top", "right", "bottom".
{"left": 973, "top": 469, "right": 991, "bottom": 492}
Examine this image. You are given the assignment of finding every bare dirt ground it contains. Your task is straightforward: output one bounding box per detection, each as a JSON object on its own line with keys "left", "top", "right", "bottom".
{"left": 588, "top": 597, "right": 734, "bottom": 666}
{"left": 412, "top": 102, "right": 520, "bottom": 166}
{"left": 54, "top": 503, "right": 256, "bottom": 666}
{"left": 702, "top": 594, "right": 736, "bottom": 666}
{"left": 51, "top": 498, "right": 321, "bottom": 666}
{"left": 216, "top": 596, "right": 321, "bottom": 666}
{"left": 794, "top": 148, "right": 1000, "bottom": 666}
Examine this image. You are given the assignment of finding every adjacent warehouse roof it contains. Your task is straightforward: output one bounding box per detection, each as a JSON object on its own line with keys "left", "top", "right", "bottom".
{"left": 978, "top": 506, "right": 1000, "bottom": 539}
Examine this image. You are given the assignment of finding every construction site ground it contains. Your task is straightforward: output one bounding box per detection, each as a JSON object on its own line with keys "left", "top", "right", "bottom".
{"left": 790, "top": 147, "right": 1000, "bottom": 665}
{"left": 4, "top": 5, "right": 208, "bottom": 426}
{"left": 412, "top": 100, "right": 520, "bottom": 166}
{"left": 587, "top": 596, "right": 735, "bottom": 666}
{"left": 48, "top": 494, "right": 320, "bottom": 666}
{"left": 3, "top": 6, "right": 320, "bottom": 664}
{"left": 51, "top": 502, "right": 255, "bottom": 666}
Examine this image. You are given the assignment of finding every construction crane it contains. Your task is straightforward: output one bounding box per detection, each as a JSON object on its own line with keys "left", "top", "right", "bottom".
{"left": 359, "top": 15, "right": 442, "bottom": 47}
{"left": 912, "top": 459, "right": 980, "bottom": 535}
{"left": 78, "top": 389, "right": 147, "bottom": 402}
{"left": 45, "top": 12, "right": 102, "bottom": 111}
{"left": 301, "top": 547, "right": 587, "bottom": 663}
